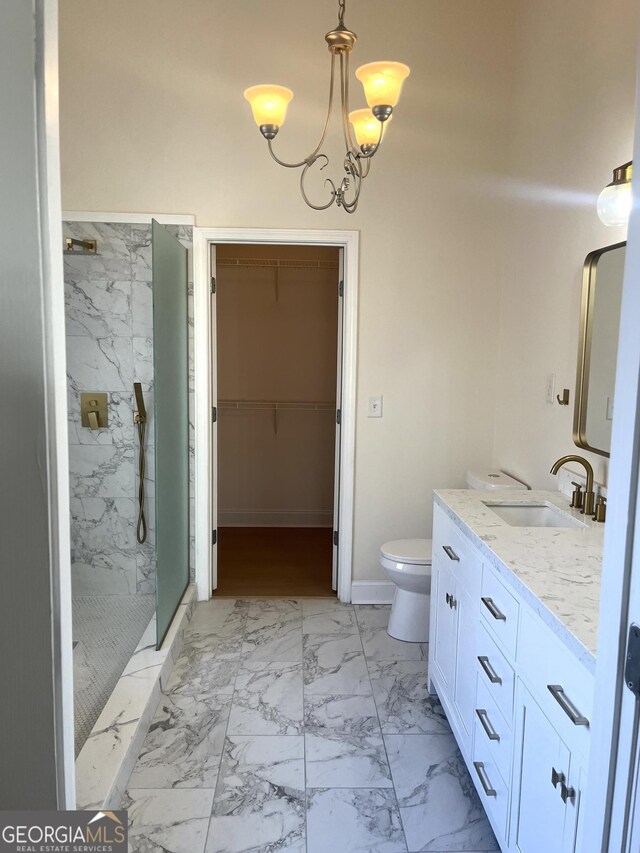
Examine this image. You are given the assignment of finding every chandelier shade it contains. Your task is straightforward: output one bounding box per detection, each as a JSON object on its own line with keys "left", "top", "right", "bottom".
{"left": 349, "top": 108, "right": 391, "bottom": 151}
{"left": 243, "top": 0, "right": 410, "bottom": 213}
{"left": 355, "top": 62, "right": 411, "bottom": 109}
{"left": 244, "top": 85, "right": 294, "bottom": 131}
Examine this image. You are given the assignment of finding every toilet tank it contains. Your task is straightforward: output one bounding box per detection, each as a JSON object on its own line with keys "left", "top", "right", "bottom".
{"left": 466, "top": 469, "right": 529, "bottom": 490}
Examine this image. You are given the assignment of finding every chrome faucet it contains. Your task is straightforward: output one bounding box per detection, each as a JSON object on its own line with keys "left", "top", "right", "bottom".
{"left": 550, "top": 455, "right": 595, "bottom": 516}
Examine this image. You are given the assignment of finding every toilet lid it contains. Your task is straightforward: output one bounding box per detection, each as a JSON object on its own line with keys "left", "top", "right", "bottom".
{"left": 381, "top": 539, "right": 432, "bottom": 565}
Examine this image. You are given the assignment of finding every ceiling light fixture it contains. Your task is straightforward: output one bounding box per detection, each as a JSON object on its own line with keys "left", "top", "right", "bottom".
{"left": 244, "top": 0, "right": 410, "bottom": 214}
{"left": 597, "top": 161, "right": 633, "bottom": 226}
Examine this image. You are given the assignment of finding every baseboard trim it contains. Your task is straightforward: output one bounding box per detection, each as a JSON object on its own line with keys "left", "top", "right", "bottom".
{"left": 350, "top": 581, "right": 395, "bottom": 605}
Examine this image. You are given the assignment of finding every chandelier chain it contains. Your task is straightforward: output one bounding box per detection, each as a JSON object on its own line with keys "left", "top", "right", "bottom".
{"left": 338, "top": 0, "right": 346, "bottom": 26}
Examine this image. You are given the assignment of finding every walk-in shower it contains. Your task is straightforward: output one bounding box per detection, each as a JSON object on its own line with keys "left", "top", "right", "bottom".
{"left": 64, "top": 219, "right": 192, "bottom": 759}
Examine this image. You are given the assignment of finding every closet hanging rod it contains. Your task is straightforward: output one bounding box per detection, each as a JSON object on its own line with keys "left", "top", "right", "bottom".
{"left": 216, "top": 257, "right": 339, "bottom": 270}
{"left": 218, "top": 400, "right": 336, "bottom": 412}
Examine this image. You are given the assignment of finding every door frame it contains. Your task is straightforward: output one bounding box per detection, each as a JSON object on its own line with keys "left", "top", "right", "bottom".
{"left": 193, "top": 227, "right": 359, "bottom": 603}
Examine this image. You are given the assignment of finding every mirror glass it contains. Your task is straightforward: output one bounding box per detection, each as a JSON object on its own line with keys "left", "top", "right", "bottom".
{"left": 574, "top": 242, "right": 626, "bottom": 458}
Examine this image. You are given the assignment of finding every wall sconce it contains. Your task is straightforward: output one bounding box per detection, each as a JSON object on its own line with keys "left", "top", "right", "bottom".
{"left": 597, "top": 161, "right": 632, "bottom": 226}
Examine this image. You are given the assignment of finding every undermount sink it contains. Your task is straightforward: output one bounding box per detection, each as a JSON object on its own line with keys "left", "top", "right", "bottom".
{"left": 483, "top": 502, "right": 587, "bottom": 529}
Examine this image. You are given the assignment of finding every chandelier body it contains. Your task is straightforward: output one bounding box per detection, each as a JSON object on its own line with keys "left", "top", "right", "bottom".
{"left": 244, "top": 0, "right": 410, "bottom": 213}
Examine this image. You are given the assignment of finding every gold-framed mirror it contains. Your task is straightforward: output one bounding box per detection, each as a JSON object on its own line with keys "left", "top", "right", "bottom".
{"left": 573, "top": 241, "right": 626, "bottom": 458}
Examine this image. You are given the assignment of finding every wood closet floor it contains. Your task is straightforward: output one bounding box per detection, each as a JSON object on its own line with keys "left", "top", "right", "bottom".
{"left": 215, "top": 527, "right": 335, "bottom": 597}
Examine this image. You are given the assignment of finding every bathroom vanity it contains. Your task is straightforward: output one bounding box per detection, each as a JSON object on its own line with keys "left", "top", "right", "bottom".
{"left": 429, "top": 489, "right": 603, "bottom": 853}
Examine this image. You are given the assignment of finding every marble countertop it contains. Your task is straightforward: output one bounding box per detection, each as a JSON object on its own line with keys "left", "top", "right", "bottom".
{"left": 433, "top": 489, "right": 604, "bottom": 673}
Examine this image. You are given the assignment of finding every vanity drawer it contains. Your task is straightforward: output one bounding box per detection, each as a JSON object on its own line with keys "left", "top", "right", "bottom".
{"left": 433, "top": 504, "right": 482, "bottom": 599}
{"left": 471, "top": 721, "right": 509, "bottom": 844}
{"left": 480, "top": 566, "right": 519, "bottom": 657}
{"left": 475, "top": 676, "right": 513, "bottom": 784}
{"left": 518, "top": 607, "right": 594, "bottom": 759}
{"left": 476, "top": 621, "right": 515, "bottom": 722}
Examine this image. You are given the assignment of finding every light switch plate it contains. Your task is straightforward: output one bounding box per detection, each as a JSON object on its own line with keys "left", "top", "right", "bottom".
{"left": 368, "top": 395, "right": 383, "bottom": 418}
{"left": 545, "top": 373, "right": 556, "bottom": 404}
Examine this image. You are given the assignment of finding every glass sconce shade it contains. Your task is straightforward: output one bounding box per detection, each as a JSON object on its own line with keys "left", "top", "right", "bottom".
{"left": 597, "top": 161, "right": 632, "bottom": 226}
{"left": 244, "top": 85, "right": 294, "bottom": 128}
{"left": 349, "top": 108, "right": 391, "bottom": 147}
{"left": 355, "top": 61, "right": 411, "bottom": 108}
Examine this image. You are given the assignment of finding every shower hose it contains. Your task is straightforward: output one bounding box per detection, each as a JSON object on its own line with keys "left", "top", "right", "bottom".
{"left": 136, "top": 419, "right": 147, "bottom": 544}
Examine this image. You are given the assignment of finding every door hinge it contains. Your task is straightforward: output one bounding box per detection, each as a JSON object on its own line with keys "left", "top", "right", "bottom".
{"left": 339, "top": 280, "right": 344, "bottom": 297}
{"left": 333, "top": 530, "right": 339, "bottom": 546}
{"left": 212, "top": 406, "right": 217, "bottom": 423}
{"left": 625, "top": 623, "right": 640, "bottom": 698}
{"left": 212, "top": 529, "right": 217, "bottom": 546}
{"left": 210, "top": 276, "right": 216, "bottom": 294}
{"left": 336, "top": 408, "right": 341, "bottom": 425}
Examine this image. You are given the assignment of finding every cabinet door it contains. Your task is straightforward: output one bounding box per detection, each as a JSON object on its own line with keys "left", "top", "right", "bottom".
{"left": 513, "top": 687, "right": 578, "bottom": 853}
{"left": 432, "top": 558, "right": 457, "bottom": 694}
{"left": 452, "top": 583, "right": 477, "bottom": 745}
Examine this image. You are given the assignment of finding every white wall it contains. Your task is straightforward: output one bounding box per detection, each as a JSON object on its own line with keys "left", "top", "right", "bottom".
{"left": 492, "top": 0, "right": 638, "bottom": 490}
{"left": 60, "top": 0, "right": 516, "bottom": 582}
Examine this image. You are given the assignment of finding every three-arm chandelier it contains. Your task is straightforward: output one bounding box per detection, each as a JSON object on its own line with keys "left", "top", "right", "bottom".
{"left": 244, "top": 0, "right": 410, "bottom": 214}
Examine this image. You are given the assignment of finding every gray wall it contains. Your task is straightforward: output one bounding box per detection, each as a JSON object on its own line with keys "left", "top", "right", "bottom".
{"left": 64, "top": 221, "right": 195, "bottom": 596}
{"left": 0, "top": 0, "right": 65, "bottom": 808}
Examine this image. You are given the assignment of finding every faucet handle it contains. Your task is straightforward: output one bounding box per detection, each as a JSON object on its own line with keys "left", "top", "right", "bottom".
{"left": 570, "top": 481, "right": 584, "bottom": 510}
{"left": 593, "top": 495, "right": 607, "bottom": 523}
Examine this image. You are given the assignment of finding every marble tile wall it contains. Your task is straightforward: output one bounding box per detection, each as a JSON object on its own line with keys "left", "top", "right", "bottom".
{"left": 64, "top": 221, "right": 195, "bottom": 596}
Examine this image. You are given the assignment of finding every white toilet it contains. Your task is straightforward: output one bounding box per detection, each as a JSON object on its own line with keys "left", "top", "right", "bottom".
{"left": 379, "top": 469, "right": 528, "bottom": 642}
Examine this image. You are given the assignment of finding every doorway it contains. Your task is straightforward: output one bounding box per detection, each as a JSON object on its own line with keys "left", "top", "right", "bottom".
{"left": 214, "top": 244, "right": 340, "bottom": 597}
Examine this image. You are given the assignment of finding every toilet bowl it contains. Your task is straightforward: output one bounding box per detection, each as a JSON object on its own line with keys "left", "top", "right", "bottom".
{"left": 379, "top": 539, "right": 433, "bottom": 642}
{"left": 380, "top": 469, "right": 528, "bottom": 643}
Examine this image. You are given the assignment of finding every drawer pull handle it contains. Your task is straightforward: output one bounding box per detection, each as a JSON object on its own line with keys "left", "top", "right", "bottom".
{"left": 547, "top": 685, "right": 589, "bottom": 727}
{"left": 481, "top": 597, "right": 507, "bottom": 621}
{"left": 560, "top": 781, "right": 576, "bottom": 804}
{"left": 478, "top": 655, "right": 502, "bottom": 685}
{"left": 442, "top": 545, "right": 460, "bottom": 561}
{"left": 551, "top": 767, "right": 565, "bottom": 789}
{"left": 476, "top": 708, "right": 500, "bottom": 741}
{"left": 445, "top": 592, "right": 451, "bottom": 606}
{"left": 473, "top": 761, "right": 497, "bottom": 797}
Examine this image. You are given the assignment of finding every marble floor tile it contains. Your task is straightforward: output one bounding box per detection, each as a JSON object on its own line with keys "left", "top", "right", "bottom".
{"left": 302, "top": 607, "right": 358, "bottom": 635}
{"left": 125, "top": 788, "right": 214, "bottom": 853}
{"left": 369, "top": 660, "right": 450, "bottom": 734}
{"left": 385, "top": 733, "right": 499, "bottom": 852}
{"left": 306, "top": 733, "right": 393, "bottom": 788}
{"left": 227, "top": 661, "right": 304, "bottom": 735}
{"left": 306, "top": 788, "right": 407, "bottom": 853}
{"left": 242, "top": 609, "right": 303, "bottom": 662}
{"left": 207, "top": 735, "right": 305, "bottom": 853}
{"left": 128, "top": 693, "right": 231, "bottom": 789}
{"left": 355, "top": 605, "right": 428, "bottom": 660}
{"left": 300, "top": 597, "right": 345, "bottom": 616}
{"left": 303, "top": 632, "right": 371, "bottom": 696}
{"left": 186, "top": 599, "right": 247, "bottom": 638}
{"left": 246, "top": 598, "right": 301, "bottom": 617}
{"left": 304, "top": 693, "right": 381, "bottom": 735}
{"left": 164, "top": 644, "right": 241, "bottom": 698}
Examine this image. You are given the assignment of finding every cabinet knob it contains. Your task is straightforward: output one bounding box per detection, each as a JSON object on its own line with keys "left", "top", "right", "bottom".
{"left": 560, "top": 781, "right": 575, "bottom": 804}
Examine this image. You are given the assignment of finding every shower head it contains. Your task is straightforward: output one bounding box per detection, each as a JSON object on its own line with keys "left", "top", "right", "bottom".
{"left": 134, "top": 382, "right": 147, "bottom": 424}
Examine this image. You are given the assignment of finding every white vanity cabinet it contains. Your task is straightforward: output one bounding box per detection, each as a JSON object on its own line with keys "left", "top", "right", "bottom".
{"left": 430, "top": 504, "right": 483, "bottom": 759}
{"left": 511, "top": 682, "right": 585, "bottom": 853}
{"left": 429, "top": 499, "right": 595, "bottom": 853}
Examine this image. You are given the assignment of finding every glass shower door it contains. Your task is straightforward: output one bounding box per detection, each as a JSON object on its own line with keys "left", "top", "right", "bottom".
{"left": 152, "top": 220, "right": 189, "bottom": 647}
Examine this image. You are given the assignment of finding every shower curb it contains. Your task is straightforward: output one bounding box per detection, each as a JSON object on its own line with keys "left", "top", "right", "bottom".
{"left": 74, "top": 584, "right": 196, "bottom": 810}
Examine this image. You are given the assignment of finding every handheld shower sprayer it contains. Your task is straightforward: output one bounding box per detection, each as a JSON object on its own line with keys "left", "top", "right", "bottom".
{"left": 134, "top": 383, "right": 148, "bottom": 544}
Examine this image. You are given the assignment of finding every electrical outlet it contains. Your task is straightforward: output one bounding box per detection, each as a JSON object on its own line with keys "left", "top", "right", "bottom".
{"left": 546, "top": 373, "right": 556, "bottom": 404}
{"left": 368, "top": 395, "right": 383, "bottom": 418}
